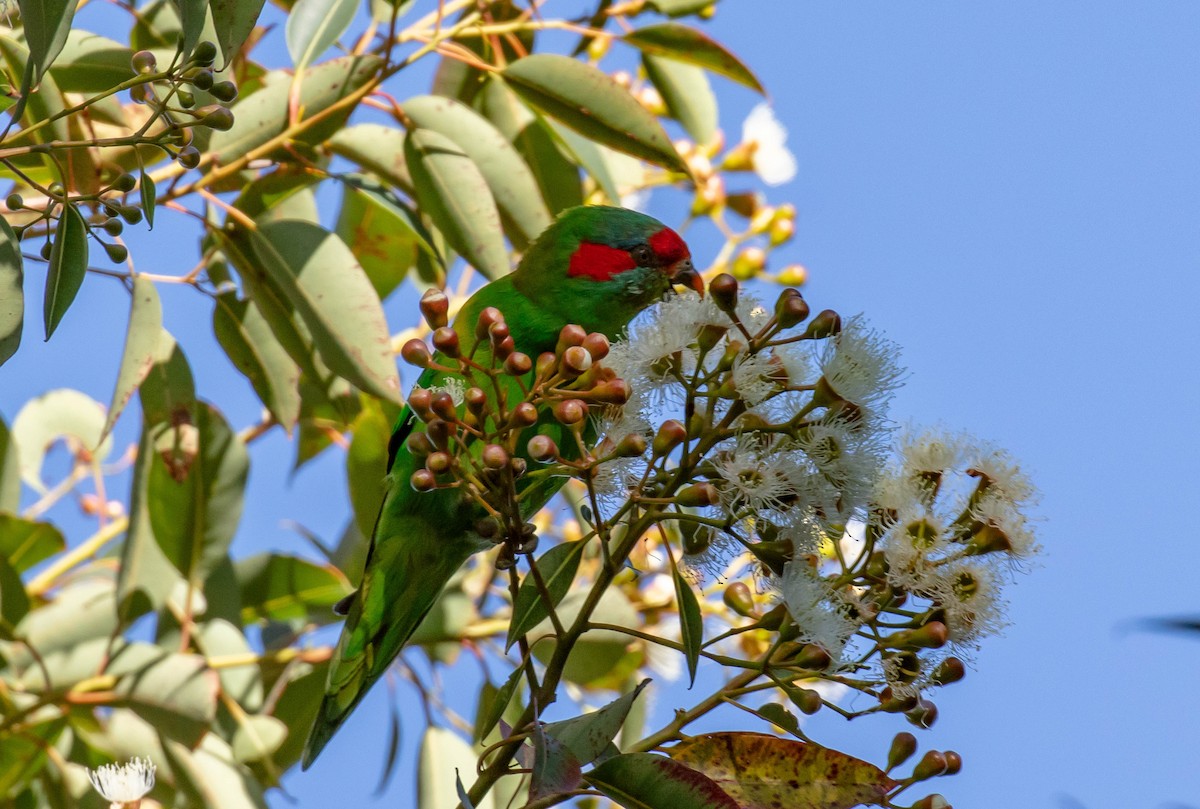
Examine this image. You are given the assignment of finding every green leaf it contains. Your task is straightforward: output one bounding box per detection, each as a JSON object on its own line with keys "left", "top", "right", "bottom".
{"left": 230, "top": 714, "right": 288, "bottom": 763}
{"left": 404, "top": 95, "right": 552, "bottom": 247}
{"left": 502, "top": 54, "right": 686, "bottom": 174}
{"left": 624, "top": 23, "right": 764, "bottom": 94}
{"left": 176, "top": 0, "right": 209, "bottom": 62}
{"left": 114, "top": 652, "right": 218, "bottom": 746}
{"left": 474, "top": 663, "right": 524, "bottom": 743}
{"left": 479, "top": 76, "right": 582, "bottom": 216}
{"left": 42, "top": 203, "right": 88, "bottom": 340}
{"left": 210, "top": 0, "right": 267, "bottom": 68}
{"left": 645, "top": 0, "right": 715, "bottom": 18}
{"left": 507, "top": 540, "right": 585, "bottom": 651}
{"left": 549, "top": 122, "right": 640, "bottom": 205}
{"left": 11, "top": 388, "right": 111, "bottom": 493}
{"left": 757, "top": 703, "right": 798, "bottom": 735}
{"left": 138, "top": 329, "right": 196, "bottom": 428}
{"left": 140, "top": 170, "right": 156, "bottom": 229}
{"left": 418, "top": 727, "right": 497, "bottom": 809}
{"left": 0, "top": 513, "right": 64, "bottom": 572}
{"left": 147, "top": 404, "right": 248, "bottom": 587}
{"left": 286, "top": 0, "right": 358, "bottom": 71}
{"left": 101, "top": 277, "right": 163, "bottom": 442}
{"left": 0, "top": 416, "right": 22, "bottom": 512}
{"left": 234, "top": 552, "right": 350, "bottom": 624}
{"left": 16, "top": 0, "right": 78, "bottom": 82}
{"left": 209, "top": 55, "right": 382, "bottom": 164}
{"left": 545, "top": 679, "right": 649, "bottom": 766}
{"left": 334, "top": 177, "right": 445, "bottom": 298}
{"left": 405, "top": 128, "right": 510, "bottom": 279}
{"left": 586, "top": 753, "right": 739, "bottom": 809}
{"left": 0, "top": 551, "right": 29, "bottom": 628}
{"left": 346, "top": 398, "right": 390, "bottom": 539}
{"left": 50, "top": 29, "right": 132, "bottom": 93}
{"left": 327, "top": 124, "right": 413, "bottom": 192}
{"left": 668, "top": 733, "right": 897, "bottom": 809}
{"left": 0, "top": 717, "right": 66, "bottom": 796}
{"left": 262, "top": 657, "right": 329, "bottom": 769}
{"left": 0, "top": 215, "right": 22, "bottom": 367}
{"left": 213, "top": 291, "right": 302, "bottom": 433}
{"left": 248, "top": 220, "right": 401, "bottom": 402}
{"left": 11, "top": 577, "right": 118, "bottom": 671}
{"left": 643, "top": 54, "right": 717, "bottom": 145}
{"left": 672, "top": 564, "right": 702, "bottom": 687}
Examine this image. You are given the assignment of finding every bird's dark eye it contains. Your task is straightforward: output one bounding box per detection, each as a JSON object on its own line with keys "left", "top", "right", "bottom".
{"left": 631, "top": 244, "right": 653, "bottom": 264}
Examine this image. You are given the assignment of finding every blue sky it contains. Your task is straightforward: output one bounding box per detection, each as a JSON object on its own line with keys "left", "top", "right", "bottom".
{"left": 5, "top": 2, "right": 1200, "bottom": 807}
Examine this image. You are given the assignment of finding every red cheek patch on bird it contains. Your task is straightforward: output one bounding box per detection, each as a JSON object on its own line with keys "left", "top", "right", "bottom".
{"left": 567, "top": 240, "right": 637, "bottom": 281}
{"left": 650, "top": 227, "right": 689, "bottom": 264}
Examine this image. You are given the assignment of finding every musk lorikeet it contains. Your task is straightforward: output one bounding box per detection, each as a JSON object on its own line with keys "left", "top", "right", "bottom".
{"left": 302, "top": 205, "right": 701, "bottom": 768}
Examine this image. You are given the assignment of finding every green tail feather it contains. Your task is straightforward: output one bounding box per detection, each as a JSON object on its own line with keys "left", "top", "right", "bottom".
{"left": 301, "top": 528, "right": 475, "bottom": 769}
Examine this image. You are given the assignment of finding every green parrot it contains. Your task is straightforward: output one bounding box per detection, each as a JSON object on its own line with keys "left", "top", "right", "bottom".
{"left": 302, "top": 205, "right": 700, "bottom": 768}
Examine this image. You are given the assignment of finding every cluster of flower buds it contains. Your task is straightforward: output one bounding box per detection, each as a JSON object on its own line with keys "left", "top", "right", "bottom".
{"left": 398, "top": 289, "right": 634, "bottom": 567}
{"left": 129, "top": 41, "right": 237, "bottom": 169}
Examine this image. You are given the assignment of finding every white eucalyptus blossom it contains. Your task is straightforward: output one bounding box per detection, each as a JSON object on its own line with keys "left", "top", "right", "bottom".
{"left": 88, "top": 757, "right": 155, "bottom": 807}
{"left": 713, "top": 436, "right": 798, "bottom": 515}
{"left": 425, "top": 376, "right": 465, "bottom": 406}
{"left": 935, "top": 561, "right": 1006, "bottom": 646}
{"left": 778, "top": 562, "right": 856, "bottom": 661}
{"left": 741, "top": 103, "right": 798, "bottom": 186}
{"left": 818, "top": 315, "right": 904, "bottom": 412}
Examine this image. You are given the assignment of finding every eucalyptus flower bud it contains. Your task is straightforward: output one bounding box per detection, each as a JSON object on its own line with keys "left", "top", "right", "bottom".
{"left": 556, "top": 324, "right": 586, "bottom": 354}
{"left": 408, "top": 388, "right": 433, "bottom": 420}
{"left": 196, "top": 104, "right": 234, "bottom": 131}
{"left": 905, "top": 698, "right": 938, "bottom": 729}
{"left": 401, "top": 338, "right": 432, "bottom": 368}
{"left": 475, "top": 307, "right": 503, "bottom": 341}
{"left": 722, "top": 582, "right": 756, "bottom": 617}
{"left": 527, "top": 435, "right": 558, "bottom": 462}
{"left": 774, "top": 288, "right": 810, "bottom": 329}
{"left": 535, "top": 351, "right": 557, "bottom": 379}
{"left": 104, "top": 243, "right": 129, "bottom": 263}
{"left": 482, "top": 444, "right": 509, "bottom": 470}
{"left": 652, "top": 419, "right": 687, "bottom": 456}
{"left": 553, "top": 399, "right": 586, "bottom": 425}
{"left": 131, "top": 50, "right": 157, "bottom": 73}
{"left": 942, "top": 751, "right": 962, "bottom": 776}
{"left": 676, "top": 482, "right": 719, "bottom": 507}
{"left": 430, "top": 392, "right": 457, "bottom": 422}
{"left": 509, "top": 402, "right": 538, "bottom": 428}
{"left": 432, "top": 326, "right": 460, "bottom": 358}
{"left": 911, "top": 796, "right": 951, "bottom": 809}
{"left": 410, "top": 469, "right": 436, "bottom": 492}
{"left": 802, "top": 309, "right": 842, "bottom": 340}
{"left": 504, "top": 352, "right": 532, "bottom": 376}
{"left": 709, "top": 272, "right": 739, "bottom": 314}
{"left": 615, "top": 433, "right": 647, "bottom": 458}
{"left": 731, "top": 246, "right": 766, "bottom": 280}
{"left": 419, "top": 288, "right": 449, "bottom": 329}
{"left": 912, "top": 750, "right": 949, "bottom": 781}
{"left": 465, "top": 387, "right": 487, "bottom": 417}
{"left": 889, "top": 621, "right": 948, "bottom": 651}
{"left": 887, "top": 732, "right": 918, "bottom": 771}
{"left": 582, "top": 332, "right": 610, "bottom": 361}
{"left": 406, "top": 432, "right": 433, "bottom": 457}
{"left": 930, "top": 656, "right": 966, "bottom": 686}
{"left": 425, "top": 451, "right": 452, "bottom": 475}
{"left": 792, "top": 687, "right": 822, "bottom": 716}
{"left": 210, "top": 80, "right": 238, "bottom": 102}
{"left": 562, "top": 345, "right": 592, "bottom": 375}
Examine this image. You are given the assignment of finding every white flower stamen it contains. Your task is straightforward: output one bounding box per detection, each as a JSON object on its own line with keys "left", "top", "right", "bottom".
{"left": 88, "top": 757, "right": 155, "bottom": 807}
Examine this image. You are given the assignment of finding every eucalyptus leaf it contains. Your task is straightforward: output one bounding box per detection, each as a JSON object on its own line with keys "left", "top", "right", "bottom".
{"left": 405, "top": 128, "right": 509, "bottom": 279}
{"left": 0, "top": 513, "right": 64, "bottom": 573}
{"left": 213, "top": 291, "right": 302, "bottom": 433}
{"left": 545, "top": 679, "right": 650, "bottom": 766}
{"left": 140, "top": 171, "right": 157, "bottom": 229}
{"left": 175, "top": 0, "right": 209, "bottom": 62}
{"left": 249, "top": 220, "right": 401, "bottom": 402}
{"left": 286, "top": 0, "right": 358, "bottom": 71}
{"left": 0, "top": 416, "right": 21, "bottom": 512}
{"left": 586, "top": 753, "right": 739, "bottom": 809}
{"left": 42, "top": 203, "right": 88, "bottom": 340}
{"left": 210, "top": 0, "right": 267, "bottom": 68}
{"left": 502, "top": 55, "right": 686, "bottom": 174}
{"left": 643, "top": 54, "right": 717, "bottom": 146}
{"left": 672, "top": 564, "right": 702, "bottom": 687}
{"left": 327, "top": 124, "right": 413, "bottom": 192}
{"left": 234, "top": 552, "right": 351, "bottom": 624}
{"left": 624, "top": 23, "right": 764, "bottom": 93}
{"left": 50, "top": 30, "right": 133, "bottom": 93}
{"left": 101, "top": 277, "right": 163, "bottom": 441}
{"left": 418, "top": 727, "right": 496, "bottom": 809}
{"left": 507, "top": 540, "right": 585, "bottom": 651}
{"left": 334, "top": 178, "right": 444, "bottom": 298}
{"left": 11, "top": 388, "right": 110, "bottom": 493}
{"left": 16, "top": 0, "right": 77, "bottom": 82}
{"left": 0, "top": 215, "right": 22, "bottom": 367}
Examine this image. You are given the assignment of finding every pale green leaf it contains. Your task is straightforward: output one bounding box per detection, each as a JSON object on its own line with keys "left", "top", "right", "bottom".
{"left": 0, "top": 215, "right": 22, "bottom": 367}
{"left": 140, "top": 170, "right": 156, "bottom": 229}
{"left": 545, "top": 679, "right": 649, "bottom": 766}
{"left": 11, "top": 388, "right": 111, "bottom": 493}
{"left": 116, "top": 652, "right": 219, "bottom": 746}
{"left": 0, "top": 551, "right": 29, "bottom": 628}
{"left": 502, "top": 54, "right": 686, "bottom": 173}
{"left": 327, "top": 124, "right": 413, "bottom": 192}
{"left": 231, "top": 714, "right": 288, "bottom": 763}
{"left": 101, "top": 277, "right": 163, "bottom": 441}
{"left": 0, "top": 416, "right": 21, "bottom": 512}
{"left": 418, "top": 727, "right": 496, "bottom": 809}
{"left": 165, "top": 734, "right": 268, "bottom": 808}
{"left": 210, "top": 56, "right": 381, "bottom": 164}
{"left": 213, "top": 291, "right": 302, "bottom": 433}
{"left": 405, "top": 128, "right": 510, "bottom": 279}
{"left": 404, "top": 95, "right": 552, "bottom": 246}
{"left": 531, "top": 587, "right": 637, "bottom": 687}
{"left": 285, "top": 0, "right": 358, "bottom": 71}
{"left": 42, "top": 203, "right": 88, "bottom": 340}
{"left": 643, "top": 54, "right": 717, "bottom": 146}
{"left": 672, "top": 564, "right": 702, "bottom": 687}
{"left": 193, "top": 617, "right": 264, "bottom": 711}
{"left": 176, "top": 0, "right": 209, "bottom": 62}
{"left": 49, "top": 29, "right": 131, "bottom": 93}
{"left": 249, "top": 220, "right": 401, "bottom": 402}
{"left": 479, "top": 76, "right": 582, "bottom": 215}
{"left": 624, "top": 23, "right": 764, "bottom": 93}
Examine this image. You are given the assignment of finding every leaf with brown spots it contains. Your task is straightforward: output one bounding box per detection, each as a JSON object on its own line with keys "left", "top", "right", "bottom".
{"left": 668, "top": 732, "right": 896, "bottom": 809}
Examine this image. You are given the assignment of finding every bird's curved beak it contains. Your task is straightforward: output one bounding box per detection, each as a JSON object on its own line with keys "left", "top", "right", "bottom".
{"left": 669, "top": 258, "right": 705, "bottom": 296}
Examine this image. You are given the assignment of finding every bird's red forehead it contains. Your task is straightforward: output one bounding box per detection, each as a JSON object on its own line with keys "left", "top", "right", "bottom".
{"left": 568, "top": 241, "right": 635, "bottom": 281}
{"left": 650, "top": 227, "right": 688, "bottom": 263}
